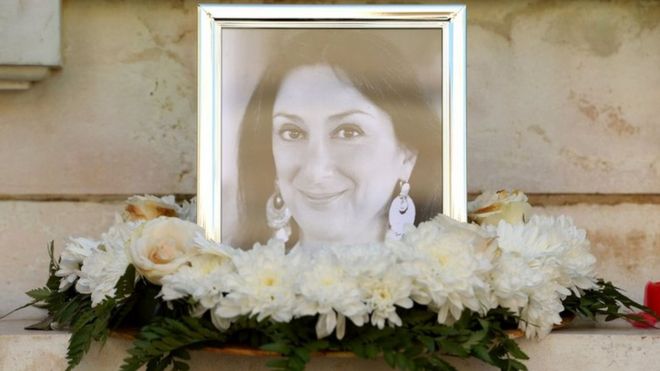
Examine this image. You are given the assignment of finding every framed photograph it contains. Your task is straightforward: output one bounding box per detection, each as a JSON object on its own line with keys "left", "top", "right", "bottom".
{"left": 197, "top": 4, "right": 467, "bottom": 247}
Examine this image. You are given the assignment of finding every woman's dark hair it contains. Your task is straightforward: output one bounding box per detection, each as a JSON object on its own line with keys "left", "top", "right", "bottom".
{"left": 235, "top": 30, "right": 443, "bottom": 247}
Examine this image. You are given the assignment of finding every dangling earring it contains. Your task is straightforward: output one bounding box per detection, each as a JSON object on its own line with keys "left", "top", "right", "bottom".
{"left": 266, "top": 181, "right": 292, "bottom": 243}
{"left": 387, "top": 180, "right": 416, "bottom": 240}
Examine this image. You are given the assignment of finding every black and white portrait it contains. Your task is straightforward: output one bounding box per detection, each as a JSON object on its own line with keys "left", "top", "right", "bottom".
{"left": 219, "top": 28, "right": 444, "bottom": 249}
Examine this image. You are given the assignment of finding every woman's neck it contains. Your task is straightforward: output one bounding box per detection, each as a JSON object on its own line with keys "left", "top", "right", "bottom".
{"left": 296, "top": 217, "right": 387, "bottom": 250}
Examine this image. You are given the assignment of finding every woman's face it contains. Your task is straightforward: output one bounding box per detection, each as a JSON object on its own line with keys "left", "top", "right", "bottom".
{"left": 272, "top": 64, "right": 417, "bottom": 246}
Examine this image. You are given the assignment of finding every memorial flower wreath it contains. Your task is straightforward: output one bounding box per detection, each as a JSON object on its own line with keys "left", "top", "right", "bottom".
{"left": 3, "top": 191, "right": 657, "bottom": 371}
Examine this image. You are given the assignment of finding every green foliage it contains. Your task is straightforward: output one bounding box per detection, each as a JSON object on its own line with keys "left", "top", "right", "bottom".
{"left": 563, "top": 279, "right": 659, "bottom": 322}
{"left": 63, "top": 265, "right": 140, "bottom": 370}
{"left": 120, "top": 316, "right": 225, "bottom": 371}
{"left": 0, "top": 243, "right": 61, "bottom": 321}
{"left": 12, "top": 243, "right": 141, "bottom": 370}
{"left": 111, "top": 306, "right": 530, "bottom": 371}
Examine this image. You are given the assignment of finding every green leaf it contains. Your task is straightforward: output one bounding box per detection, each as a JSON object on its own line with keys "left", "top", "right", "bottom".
{"left": 395, "top": 352, "right": 415, "bottom": 371}
{"left": 419, "top": 335, "right": 435, "bottom": 352}
{"left": 427, "top": 355, "right": 457, "bottom": 371}
{"left": 508, "top": 358, "right": 529, "bottom": 371}
{"left": 0, "top": 300, "right": 39, "bottom": 321}
{"left": 54, "top": 296, "right": 91, "bottom": 327}
{"left": 72, "top": 309, "right": 96, "bottom": 332}
{"left": 304, "top": 340, "right": 330, "bottom": 353}
{"left": 25, "top": 316, "right": 54, "bottom": 331}
{"left": 47, "top": 240, "right": 59, "bottom": 274}
{"left": 383, "top": 351, "right": 396, "bottom": 368}
{"left": 350, "top": 343, "right": 366, "bottom": 358}
{"left": 120, "top": 316, "right": 225, "bottom": 371}
{"left": 115, "top": 265, "right": 136, "bottom": 299}
{"left": 260, "top": 342, "right": 290, "bottom": 355}
{"left": 403, "top": 344, "right": 423, "bottom": 359}
{"left": 171, "top": 349, "right": 191, "bottom": 361}
{"left": 504, "top": 339, "right": 529, "bottom": 360}
{"left": 26, "top": 287, "right": 52, "bottom": 302}
{"left": 438, "top": 339, "right": 469, "bottom": 357}
{"left": 293, "top": 348, "right": 311, "bottom": 363}
{"left": 364, "top": 343, "right": 380, "bottom": 359}
{"left": 471, "top": 344, "right": 493, "bottom": 364}
{"left": 146, "top": 355, "right": 172, "bottom": 371}
{"left": 172, "top": 360, "right": 190, "bottom": 371}
{"left": 405, "top": 307, "right": 436, "bottom": 325}
{"left": 394, "top": 352, "right": 408, "bottom": 370}
{"left": 477, "top": 318, "right": 491, "bottom": 331}
{"left": 462, "top": 329, "right": 488, "bottom": 350}
{"left": 65, "top": 320, "right": 95, "bottom": 371}
{"left": 288, "top": 355, "right": 307, "bottom": 371}
{"left": 563, "top": 279, "right": 658, "bottom": 323}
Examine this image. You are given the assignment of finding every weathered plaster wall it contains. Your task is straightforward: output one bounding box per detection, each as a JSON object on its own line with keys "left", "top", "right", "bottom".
{"left": 0, "top": 0, "right": 197, "bottom": 194}
{"left": 0, "top": 0, "right": 658, "bottom": 194}
{"left": 0, "top": 0, "right": 657, "bottom": 332}
{"left": 468, "top": 0, "right": 660, "bottom": 192}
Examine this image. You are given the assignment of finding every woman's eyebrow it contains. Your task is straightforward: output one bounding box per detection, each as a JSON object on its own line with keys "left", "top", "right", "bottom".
{"left": 329, "top": 109, "right": 374, "bottom": 121}
{"left": 272, "top": 112, "right": 303, "bottom": 122}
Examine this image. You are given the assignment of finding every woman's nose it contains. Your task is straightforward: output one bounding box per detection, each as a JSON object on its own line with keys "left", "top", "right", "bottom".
{"left": 301, "top": 138, "right": 335, "bottom": 183}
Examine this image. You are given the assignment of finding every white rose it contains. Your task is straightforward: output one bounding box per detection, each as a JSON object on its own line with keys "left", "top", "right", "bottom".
{"left": 124, "top": 195, "right": 179, "bottom": 221}
{"left": 468, "top": 190, "right": 532, "bottom": 226}
{"left": 127, "top": 217, "right": 204, "bottom": 284}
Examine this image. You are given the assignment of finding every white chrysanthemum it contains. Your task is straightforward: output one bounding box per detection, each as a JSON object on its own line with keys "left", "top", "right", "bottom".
{"left": 293, "top": 247, "right": 368, "bottom": 339}
{"left": 395, "top": 214, "right": 495, "bottom": 324}
{"left": 215, "top": 239, "right": 296, "bottom": 323}
{"left": 102, "top": 215, "right": 142, "bottom": 251}
{"left": 490, "top": 253, "right": 548, "bottom": 310}
{"left": 76, "top": 244, "right": 130, "bottom": 307}
{"left": 330, "top": 244, "right": 414, "bottom": 329}
{"left": 528, "top": 215, "right": 597, "bottom": 293}
{"left": 493, "top": 215, "right": 597, "bottom": 295}
{"left": 177, "top": 197, "right": 197, "bottom": 223}
{"left": 330, "top": 243, "right": 393, "bottom": 276}
{"left": 161, "top": 236, "right": 235, "bottom": 329}
{"left": 360, "top": 266, "right": 413, "bottom": 329}
{"left": 490, "top": 215, "right": 597, "bottom": 338}
{"left": 70, "top": 215, "right": 142, "bottom": 305}
{"left": 56, "top": 237, "right": 100, "bottom": 291}
{"left": 519, "top": 284, "right": 564, "bottom": 339}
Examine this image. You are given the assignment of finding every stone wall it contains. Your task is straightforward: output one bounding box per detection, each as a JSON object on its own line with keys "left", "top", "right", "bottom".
{"left": 0, "top": 0, "right": 658, "bottom": 321}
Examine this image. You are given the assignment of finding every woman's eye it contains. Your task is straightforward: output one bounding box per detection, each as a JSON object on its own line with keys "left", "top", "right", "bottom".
{"left": 333, "top": 124, "right": 365, "bottom": 139}
{"left": 278, "top": 126, "right": 306, "bottom": 141}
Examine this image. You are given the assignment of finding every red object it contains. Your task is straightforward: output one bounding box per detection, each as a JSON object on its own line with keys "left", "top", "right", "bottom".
{"left": 629, "top": 281, "right": 660, "bottom": 328}
{"left": 630, "top": 312, "right": 657, "bottom": 329}
{"left": 644, "top": 281, "right": 660, "bottom": 314}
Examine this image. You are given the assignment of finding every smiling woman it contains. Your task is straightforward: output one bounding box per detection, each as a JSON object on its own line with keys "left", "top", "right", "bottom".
{"left": 229, "top": 30, "right": 443, "bottom": 250}
{"left": 272, "top": 64, "right": 418, "bottom": 248}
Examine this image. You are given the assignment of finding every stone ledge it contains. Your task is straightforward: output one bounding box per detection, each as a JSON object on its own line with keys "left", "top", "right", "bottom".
{"left": 1, "top": 319, "right": 658, "bottom": 371}
{"left": 0, "top": 0, "right": 61, "bottom": 91}
{"left": 0, "top": 66, "right": 55, "bottom": 90}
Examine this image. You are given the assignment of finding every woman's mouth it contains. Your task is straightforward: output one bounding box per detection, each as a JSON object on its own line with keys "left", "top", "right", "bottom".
{"left": 298, "top": 189, "right": 347, "bottom": 207}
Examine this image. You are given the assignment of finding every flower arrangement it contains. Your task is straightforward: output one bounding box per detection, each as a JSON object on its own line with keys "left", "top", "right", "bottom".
{"left": 4, "top": 191, "right": 657, "bottom": 371}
